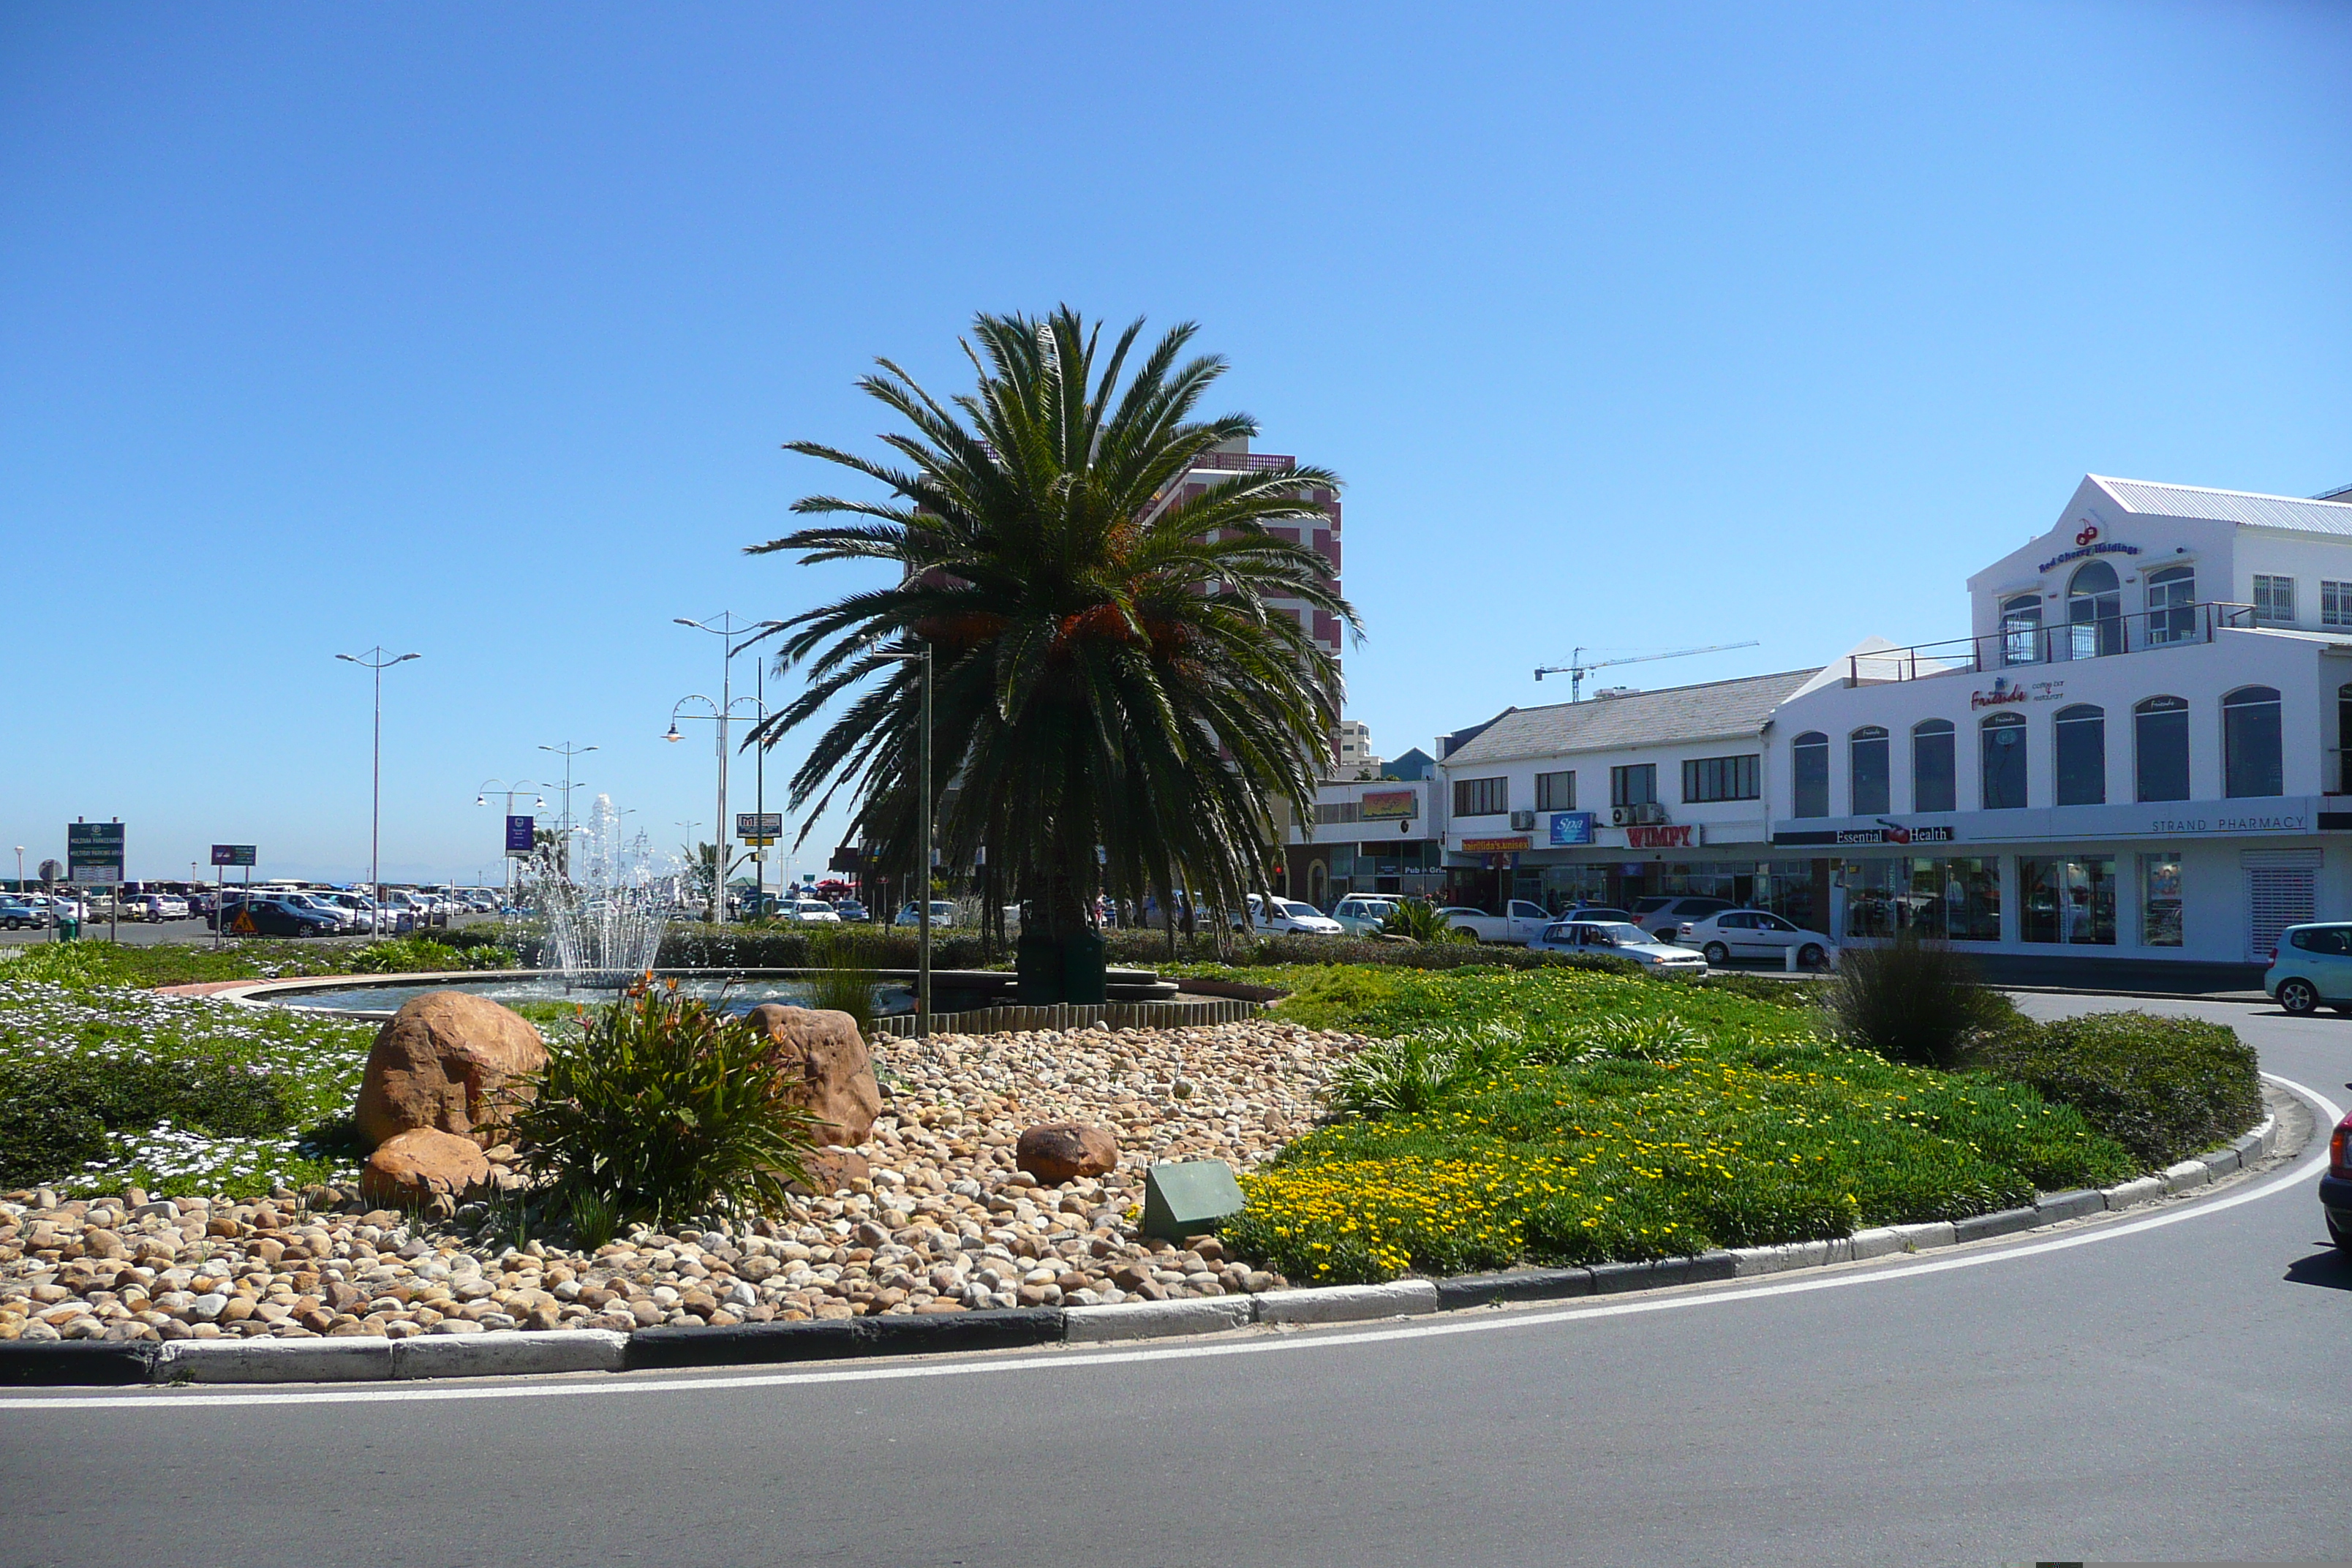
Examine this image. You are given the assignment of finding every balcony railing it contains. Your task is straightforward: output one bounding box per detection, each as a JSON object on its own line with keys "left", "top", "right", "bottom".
{"left": 1847, "top": 601, "right": 2256, "bottom": 685}
{"left": 1189, "top": 451, "right": 1297, "bottom": 472}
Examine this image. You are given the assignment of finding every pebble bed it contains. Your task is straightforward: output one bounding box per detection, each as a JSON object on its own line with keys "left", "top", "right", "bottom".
{"left": 0, "top": 1019, "right": 1370, "bottom": 1343}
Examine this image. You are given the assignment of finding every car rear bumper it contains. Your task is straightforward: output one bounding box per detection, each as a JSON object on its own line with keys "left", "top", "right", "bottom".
{"left": 2320, "top": 1172, "right": 2352, "bottom": 1229}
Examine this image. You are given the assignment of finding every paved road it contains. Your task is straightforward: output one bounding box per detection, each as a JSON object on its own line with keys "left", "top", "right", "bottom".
{"left": 2, "top": 995, "right": 2345, "bottom": 1567}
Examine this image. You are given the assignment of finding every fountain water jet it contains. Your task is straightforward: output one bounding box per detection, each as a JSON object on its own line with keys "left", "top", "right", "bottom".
{"left": 532, "top": 793, "right": 670, "bottom": 987}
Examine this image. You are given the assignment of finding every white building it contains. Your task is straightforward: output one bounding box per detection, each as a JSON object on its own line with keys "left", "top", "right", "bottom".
{"left": 1286, "top": 774, "right": 1447, "bottom": 905}
{"left": 1330, "top": 719, "right": 1380, "bottom": 780}
{"left": 1764, "top": 475, "right": 2351, "bottom": 971}
{"left": 1436, "top": 670, "right": 1825, "bottom": 924}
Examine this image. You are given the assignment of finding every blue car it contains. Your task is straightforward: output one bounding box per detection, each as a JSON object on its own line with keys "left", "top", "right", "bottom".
{"left": 0, "top": 896, "right": 48, "bottom": 930}
{"left": 2264, "top": 921, "right": 2352, "bottom": 1017}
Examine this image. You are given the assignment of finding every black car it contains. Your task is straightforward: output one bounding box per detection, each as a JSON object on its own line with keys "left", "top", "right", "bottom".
{"left": 217, "top": 895, "right": 344, "bottom": 938}
{"left": 2323, "top": 1109, "right": 2352, "bottom": 1255}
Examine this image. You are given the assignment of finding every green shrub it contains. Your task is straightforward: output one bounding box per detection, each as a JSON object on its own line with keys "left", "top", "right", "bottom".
{"left": 507, "top": 982, "right": 821, "bottom": 1228}
{"left": 347, "top": 937, "right": 516, "bottom": 973}
{"left": 1824, "top": 937, "right": 2010, "bottom": 1068}
{"left": 1328, "top": 1026, "right": 1522, "bottom": 1118}
{"left": 1972, "top": 1010, "right": 2261, "bottom": 1168}
{"left": 0, "top": 1055, "right": 300, "bottom": 1188}
{"left": 1379, "top": 901, "right": 1473, "bottom": 943}
{"left": 807, "top": 931, "right": 883, "bottom": 1034}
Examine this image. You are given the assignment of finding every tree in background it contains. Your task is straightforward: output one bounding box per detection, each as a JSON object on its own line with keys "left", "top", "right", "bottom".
{"left": 746, "top": 307, "right": 1357, "bottom": 1001}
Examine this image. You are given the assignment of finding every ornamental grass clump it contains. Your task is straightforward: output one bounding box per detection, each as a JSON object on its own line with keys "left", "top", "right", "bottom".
{"left": 807, "top": 930, "right": 883, "bottom": 1035}
{"left": 1823, "top": 935, "right": 2011, "bottom": 1069}
{"left": 508, "top": 979, "right": 818, "bottom": 1230}
{"left": 1379, "top": 900, "right": 1473, "bottom": 944}
{"left": 1327, "top": 1025, "right": 1522, "bottom": 1119}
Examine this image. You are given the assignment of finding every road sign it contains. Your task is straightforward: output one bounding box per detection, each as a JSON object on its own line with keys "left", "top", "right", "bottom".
{"left": 37, "top": 859, "right": 61, "bottom": 884}
{"left": 736, "top": 812, "right": 782, "bottom": 846}
{"left": 505, "top": 815, "right": 535, "bottom": 855}
{"left": 211, "top": 844, "right": 257, "bottom": 867}
{"left": 67, "top": 822, "right": 124, "bottom": 884}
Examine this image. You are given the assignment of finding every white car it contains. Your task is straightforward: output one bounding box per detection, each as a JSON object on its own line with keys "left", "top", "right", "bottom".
{"left": 1529, "top": 919, "right": 1708, "bottom": 974}
{"left": 1234, "top": 894, "right": 1344, "bottom": 937}
{"left": 1442, "top": 901, "right": 1554, "bottom": 944}
{"left": 1330, "top": 894, "right": 1402, "bottom": 936}
{"left": 785, "top": 898, "right": 842, "bottom": 924}
{"left": 1675, "top": 909, "right": 1838, "bottom": 971}
{"left": 894, "top": 900, "right": 958, "bottom": 928}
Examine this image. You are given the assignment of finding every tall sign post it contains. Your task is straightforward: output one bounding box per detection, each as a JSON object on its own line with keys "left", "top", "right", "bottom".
{"left": 68, "top": 821, "right": 124, "bottom": 942}
{"left": 505, "top": 814, "right": 534, "bottom": 913}
{"left": 211, "top": 845, "right": 255, "bottom": 945}
{"left": 737, "top": 812, "right": 780, "bottom": 916}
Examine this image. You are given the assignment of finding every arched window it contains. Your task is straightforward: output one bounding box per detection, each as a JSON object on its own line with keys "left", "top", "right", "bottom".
{"left": 2067, "top": 561, "right": 2122, "bottom": 659}
{"left": 2134, "top": 696, "right": 2190, "bottom": 802}
{"left": 1850, "top": 726, "right": 1890, "bottom": 816}
{"left": 2001, "top": 594, "right": 2043, "bottom": 666}
{"left": 2145, "top": 564, "right": 2195, "bottom": 646}
{"left": 2223, "top": 686, "right": 2283, "bottom": 798}
{"left": 2054, "top": 704, "right": 2106, "bottom": 806}
{"left": 1792, "top": 731, "right": 1829, "bottom": 818}
{"left": 1912, "top": 720, "right": 1956, "bottom": 813}
{"left": 1981, "top": 713, "right": 2027, "bottom": 810}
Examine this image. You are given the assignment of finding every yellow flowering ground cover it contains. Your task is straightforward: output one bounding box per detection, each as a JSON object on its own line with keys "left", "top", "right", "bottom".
{"left": 1213, "top": 965, "right": 2142, "bottom": 1284}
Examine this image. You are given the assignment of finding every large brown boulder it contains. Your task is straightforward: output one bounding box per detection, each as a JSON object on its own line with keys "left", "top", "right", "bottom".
{"left": 354, "top": 991, "right": 548, "bottom": 1150}
{"left": 1016, "top": 1123, "right": 1120, "bottom": 1183}
{"left": 742, "top": 1004, "right": 881, "bottom": 1146}
{"left": 358, "top": 1128, "right": 491, "bottom": 1205}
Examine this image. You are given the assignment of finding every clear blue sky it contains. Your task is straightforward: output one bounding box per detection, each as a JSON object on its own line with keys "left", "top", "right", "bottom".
{"left": 5, "top": 3, "right": 2348, "bottom": 886}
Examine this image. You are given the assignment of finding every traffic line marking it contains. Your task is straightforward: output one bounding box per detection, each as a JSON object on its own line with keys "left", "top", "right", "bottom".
{"left": 4, "top": 1073, "right": 2336, "bottom": 1413}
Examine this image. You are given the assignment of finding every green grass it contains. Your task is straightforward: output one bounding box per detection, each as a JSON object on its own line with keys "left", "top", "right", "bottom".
{"left": 1212, "top": 962, "right": 2177, "bottom": 1285}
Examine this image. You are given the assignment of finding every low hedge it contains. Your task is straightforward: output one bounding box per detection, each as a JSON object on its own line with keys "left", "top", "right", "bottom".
{"left": 1972, "top": 1011, "right": 2262, "bottom": 1169}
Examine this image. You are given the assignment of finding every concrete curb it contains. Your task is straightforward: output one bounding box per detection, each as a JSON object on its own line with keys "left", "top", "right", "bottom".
{"left": 7, "top": 1114, "right": 2296, "bottom": 1389}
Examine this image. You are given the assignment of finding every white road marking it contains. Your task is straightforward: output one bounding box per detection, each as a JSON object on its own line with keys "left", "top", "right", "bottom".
{"left": 6, "top": 1073, "right": 2337, "bottom": 1414}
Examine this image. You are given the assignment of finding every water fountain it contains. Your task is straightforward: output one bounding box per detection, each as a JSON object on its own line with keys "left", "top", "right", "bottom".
{"left": 534, "top": 794, "right": 670, "bottom": 988}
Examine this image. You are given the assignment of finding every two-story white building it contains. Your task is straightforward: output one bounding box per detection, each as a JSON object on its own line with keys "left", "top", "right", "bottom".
{"left": 1285, "top": 774, "right": 1447, "bottom": 906}
{"left": 1435, "top": 670, "right": 1827, "bottom": 924}
{"left": 1764, "top": 475, "right": 2352, "bottom": 971}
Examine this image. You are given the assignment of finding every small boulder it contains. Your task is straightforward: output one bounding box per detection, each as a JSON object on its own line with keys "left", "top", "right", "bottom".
{"left": 358, "top": 1128, "right": 492, "bottom": 1207}
{"left": 355, "top": 991, "right": 547, "bottom": 1150}
{"left": 791, "top": 1148, "right": 872, "bottom": 1196}
{"left": 1015, "top": 1124, "right": 1120, "bottom": 1183}
{"left": 742, "top": 1004, "right": 881, "bottom": 1146}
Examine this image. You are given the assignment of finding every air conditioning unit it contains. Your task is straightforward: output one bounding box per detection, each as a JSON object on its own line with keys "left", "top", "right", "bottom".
{"left": 1508, "top": 810, "right": 1536, "bottom": 831}
{"left": 1609, "top": 805, "right": 1633, "bottom": 827}
{"left": 1635, "top": 802, "right": 1668, "bottom": 825}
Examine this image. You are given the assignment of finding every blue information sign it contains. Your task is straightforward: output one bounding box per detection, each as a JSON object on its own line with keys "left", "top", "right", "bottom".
{"left": 1547, "top": 811, "right": 1596, "bottom": 846}
{"left": 505, "top": 815, "right": 535, "bottom": 855}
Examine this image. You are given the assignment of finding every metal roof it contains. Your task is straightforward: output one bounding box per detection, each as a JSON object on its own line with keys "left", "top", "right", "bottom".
{"left": 2089, "top": 475, "right": 2352, "bottom": 538}
{"left": 1441, "top": 668, "right": 1821, "bottom": 767}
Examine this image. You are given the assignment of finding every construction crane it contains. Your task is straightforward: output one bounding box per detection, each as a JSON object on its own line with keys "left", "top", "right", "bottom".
{"left": 1534, "top": 641, "right": 1761, "bottom": 702}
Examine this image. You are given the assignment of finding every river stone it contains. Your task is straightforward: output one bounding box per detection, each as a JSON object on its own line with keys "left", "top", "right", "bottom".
{"left": 355, "top": 991, "right": 548, "bottom": 1149}
{"left": 1014, "top": 1124, "right": 1120, "bottom": 1183}
{"left": 742, "top": 1004, "right": 881, "bottom": 1145}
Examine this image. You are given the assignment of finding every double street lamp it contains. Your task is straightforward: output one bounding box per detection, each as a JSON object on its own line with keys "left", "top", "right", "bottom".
{"left": 475, "top": 779, "right": 548, "bottom": 908}
{"left": 871, "top": 639, "right": 935, "bottom": 1037}
{"left": 336, "top": 647, "right": 421, "bottom": 935}
{"left": 668, "top": 612, "right": 766, "bottom": 925}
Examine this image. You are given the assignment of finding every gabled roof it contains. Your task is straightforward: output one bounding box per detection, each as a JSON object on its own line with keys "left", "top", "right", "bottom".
{"left": 1441, "top": 668, "right": 1821, "bottom": 767}
{"left": 2087, "top": 475, "right": 2352, "bottom": 538}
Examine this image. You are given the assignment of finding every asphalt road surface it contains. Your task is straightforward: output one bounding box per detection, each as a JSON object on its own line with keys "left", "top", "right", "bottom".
{"left": 2, "top": 994, "right": 2345, "bottom": 1568}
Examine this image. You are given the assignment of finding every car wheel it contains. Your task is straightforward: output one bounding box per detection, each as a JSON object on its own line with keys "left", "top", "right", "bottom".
{"left": 2277, "top": 978, "right": 2321, "bottom": 1016}
{"left": 1702, "top": 941, "right": 1730, "bottom": 967}
{"left": 1798, "top": 943, "right": 1828, "bottom": 971}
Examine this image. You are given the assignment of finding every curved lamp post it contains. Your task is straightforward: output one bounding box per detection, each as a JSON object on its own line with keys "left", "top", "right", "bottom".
{"left": 666, "top": 693, "right": 764, "bottom": 924}
{"left": 335, "top": 647, "right": 420, "bottom": 935}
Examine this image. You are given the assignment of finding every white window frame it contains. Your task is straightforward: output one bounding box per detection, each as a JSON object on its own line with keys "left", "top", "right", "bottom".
{"left": 2322, "top": 579, "right": 2352, "bottom": 629}
{"left": 2253, "top": 574, "right": 2296, "bottom": 624}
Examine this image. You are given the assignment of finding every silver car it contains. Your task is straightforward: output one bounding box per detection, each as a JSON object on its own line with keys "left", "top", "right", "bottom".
{"left": 1530, "top": 919, "right": 1708, "bottom": 974}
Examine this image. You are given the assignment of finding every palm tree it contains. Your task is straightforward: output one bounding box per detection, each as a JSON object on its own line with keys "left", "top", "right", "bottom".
{"left": 743, "top": 307, "right": 1359, "bottom": 1000}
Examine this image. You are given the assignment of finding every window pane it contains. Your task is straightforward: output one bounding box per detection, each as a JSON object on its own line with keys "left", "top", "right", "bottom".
{"left": 1536, "top": 770, "right": 1575, "bottom": 811}
{"left": 2134, "top": 700, "right": 2189, "bottom": 802}
{"left": 2323, "top": 581, "right": 2351, "bottom": 629}
{"left": 1611, "top": 764, "right": 1656, "bottom": 807}
{"left": 2254, "top": 575, "right": 2296, "bottom": 622}
{"left": 1793, "top": 734, "right": 1828, "bottom": 818}
{"left": 2002, "top": 595, "right": 2042, "bottom": 666}
{"left": 1452, "top": 777, "right": 1507, "bottom": 816}
{"left": 2054, "top": 707, "right": 2106, "bottom": 806}
{"left": 2223, "top": 693, "right": 2283, "bottom": 798}
{"left": 1850, "top": 733, "right": 1890, "bottom": 815}
{"left": 1912, "top": 724, "right": 1956, "bottom": 812}
{"left": 2021, "top": 856, "right": 2116, "bottom": 945}
{"left": 2139, "top": 853, "right": 2182, "bottom": 947}
{"left": 1981, "top": 717, "right": 2027, "bottom": 810}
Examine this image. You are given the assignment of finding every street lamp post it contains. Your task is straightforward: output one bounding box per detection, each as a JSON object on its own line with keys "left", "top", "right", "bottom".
{"left": 872, "top": 639, "right": 935, "bottom": 1038}
{"left": 666, "top": 693, "right": 763, "bottom": 924}
{"left": 12, "top": 847, "right": 22, "bottom": 894}
{"left": 336, "top": 647, "right": 421, "bottom": 935}
{"left": 671, "top": 614, "right": 760, "bottom": 925}
{"left": 475, "top": 779, "right": 549, "bottom": 911}
{"left": 536, "top": 744, "right": 597, "bottom": 878}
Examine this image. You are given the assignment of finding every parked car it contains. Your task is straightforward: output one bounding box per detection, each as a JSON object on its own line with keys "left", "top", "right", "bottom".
{"left": 1630, "top": 895, "right": 1736, "bottom": 943}
{"left": 1330, "top": 894, "right": 1403, "bottom": 937}
{"left": 2266, "top": 921, "right": 2352, "bottom": 1016}
{"left": 1529, "top": 919, "right": 1707, "bottom": 974}
{"left": 2321, "top": 1107, "right": 2352, "bottom": 1254}
{"left": 121, "top": 892, "right": 190, "bottom": 921}
{"left": 1442, "top": 901, "right": 1554, "bottom": 944}
{"left": 1559, "top": 904, "right": 1635, "bottom": 925}
{"left": 226, "top": 896, "right": 347, "bottom": 938}
{"left": 0, "top": 897, "right": 49, "bottom": 930}
{"left": 834, "top": 899, "right": 870, "bottom": 924}
{"left": 785, "top": 898, "right": 843, "bottom": 925}
{"left": 1674, "top": 908, "right": 1838, "bottom": 971}
{"left": 1232, "top": 894, "right": 1343, "bottom": 937}
{"left": 894, "top": 900, "right": 959, "bottom": 928}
